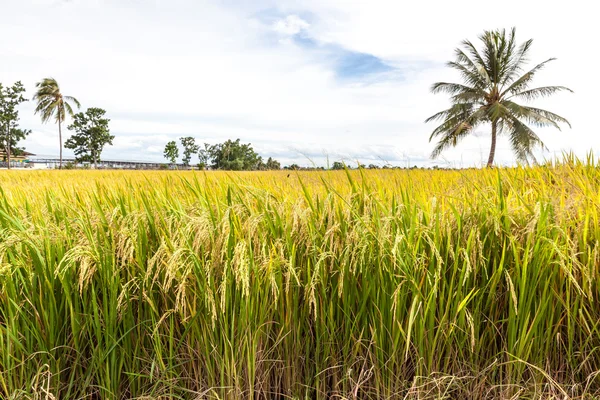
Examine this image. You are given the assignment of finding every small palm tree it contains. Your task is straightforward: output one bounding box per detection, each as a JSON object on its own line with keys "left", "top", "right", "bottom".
{"left": 33, "top": 78, "right": 81, "bottom": 169}
{"left": 427, "top": 28, "right": 572, "bottom": 167}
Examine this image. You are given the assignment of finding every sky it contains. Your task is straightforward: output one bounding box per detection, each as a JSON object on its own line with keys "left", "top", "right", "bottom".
{"left": 0, "top": 0, "right": 596, "bottom": 167}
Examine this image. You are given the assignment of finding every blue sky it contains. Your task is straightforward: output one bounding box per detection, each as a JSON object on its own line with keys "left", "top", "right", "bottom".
{"left": 0, "top": 0, "right": 595, "bottom": 167}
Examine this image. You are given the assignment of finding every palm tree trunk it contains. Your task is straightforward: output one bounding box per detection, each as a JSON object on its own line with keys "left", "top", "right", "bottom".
{"left": 58, "top": 115, "right": 63, "bottom": 169}
{"left": 486, "top": 121, "right": 497, "bottom": 168}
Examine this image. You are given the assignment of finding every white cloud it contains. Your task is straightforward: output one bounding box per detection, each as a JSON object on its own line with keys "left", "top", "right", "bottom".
{"left": 0, "top": 0, "right": 595, "bottom": 167}
{"left": 272, "top": 15, "right": 310, "bottom": 36}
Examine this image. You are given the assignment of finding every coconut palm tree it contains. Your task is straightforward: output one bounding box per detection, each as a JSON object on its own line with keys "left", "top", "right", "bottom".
{"left": 427, "top": 28, "right": 572, "bottom": 167}
{"left": 33, "top": 78, "right": 80, "bottom": 169}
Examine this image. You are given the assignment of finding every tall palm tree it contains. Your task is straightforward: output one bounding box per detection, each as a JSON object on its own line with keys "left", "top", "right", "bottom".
{"left": 426, "top": 28, "right": 572, "bottom": 167}
{"left": 33, "top": 78, "right": 80, "bottom": 169}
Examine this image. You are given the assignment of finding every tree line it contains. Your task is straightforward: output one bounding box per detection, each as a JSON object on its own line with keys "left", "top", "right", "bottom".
{"left": 164, "top": 137, "right": 281, "bottom": 170}
{"left": 0, "top": 77, "right": 113, "bottom": 169}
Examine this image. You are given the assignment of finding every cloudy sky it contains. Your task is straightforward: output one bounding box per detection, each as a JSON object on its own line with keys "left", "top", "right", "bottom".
{"left": 0, "top": 0, "right": 595, "bottom": 167}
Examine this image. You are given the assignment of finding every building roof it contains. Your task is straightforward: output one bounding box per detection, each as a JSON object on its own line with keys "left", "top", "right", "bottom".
{"left": 0, "top": 150, "right": 36, "bottom": 156}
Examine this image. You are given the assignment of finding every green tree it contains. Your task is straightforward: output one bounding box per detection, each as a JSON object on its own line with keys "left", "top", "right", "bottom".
{"left": 197, "top": 142, "right": 211, "bottom": 169}
{"left": 2, "top": 128, "right": 31, "bottom": 162}
{"left": 164, "top": 141, "right": 179, "bottom": 165}
{"left": 265, "top": 157, "right": 281, "bottom": 170}
{"left": 208, "top": 139, "right": 262, "bottom": 170}
{"left": 33, "top": 78, "right": 81, "bottom": 169}
{"left": 331, "top": 161, "right": 344, "bottom": 170}
{"left": 0, "top": 82, "right": 29, "bottom": 168}
{"left": 65, "top": 107, "right": 114, "bottom": 168}
{"left": 180, "top": 137, "right": 199, "bottom": 167}
{"left": 258, "top": 157, "right": 281, "bottom": 170}
{"left": 427, "top": 28, "right": 572, "bottom": 167}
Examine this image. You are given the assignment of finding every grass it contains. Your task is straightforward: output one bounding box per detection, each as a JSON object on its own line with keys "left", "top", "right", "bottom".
{"left": 1, "top": 159, "right": 600, "bottom": 399}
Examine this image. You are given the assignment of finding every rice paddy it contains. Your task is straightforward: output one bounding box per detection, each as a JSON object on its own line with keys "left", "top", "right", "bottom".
{"left": 1, "top": 160, "right": 600, "bottom": 399}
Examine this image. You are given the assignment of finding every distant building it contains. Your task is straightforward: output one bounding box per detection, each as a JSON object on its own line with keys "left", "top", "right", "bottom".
{"left": 0, "top": 150, "right": 36, "bottom": 166}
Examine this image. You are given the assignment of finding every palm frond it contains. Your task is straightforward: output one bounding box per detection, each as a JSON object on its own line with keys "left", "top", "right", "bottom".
{"left": 454, "top": 49, "right": 492, "bottom": 89}
{"left": 508, "top": 86, "right": 573, "bottom": 101}
{"left": 64, "top": 96, "right": 81, "bottom": 110}
{"left": 425, "top": 103, "right": 477, "bottom": 124}
{"left": 36, "top": 99, "right": 60, "bottom": 123}
{"left": 487, "top": 102, "right": 508, "bottom": 121}
{"left": 480, "top": 29, "right": 502, "bottom": 83}
{"left": 501, "top": 37, "right": 533, "bottom": 87}
{"left": 504, "top": 101, "right": 571, "bottom": 129}
{"left": 461, "top": 40, "right": 488, "bottom": 78}
{"left": 522, "top": 105, "right": 571, "bottom": 128}
{"left": 64, "top": 102, "right": 75, "bottom": 119}
{"left": 500, "top": 58, "right": 557, "bottom": 97}
{"left": 430, "top": 120, "right": 478, "bottom": 159}
{"left": 33, "top": 78, "right": 78, "bottom": 126}
{"left": 431, "top": 82, "right": 486, "bottom": 97}
{"left": 429, "top": 105, "right": 487, "bottom": 150}
{"left": 446, "top": 61, "right": 490, "bottom": 90}
{"left": 497, "top": 28, "right": 519, "bottom": 84}
{"left": 505, "top": 114, "right": 546, "bottom": 162}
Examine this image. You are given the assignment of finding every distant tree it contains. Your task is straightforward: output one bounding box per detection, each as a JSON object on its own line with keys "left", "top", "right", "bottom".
{"left": 0, "top": 82, "right": 29, "bottom": 168}
{"left": 33, "top": 78, "right": 80, "bottom": 169}
{"left": 285, "top": 164, "right": 300, "bottom": 170}
{"left": 262, "top": 157, "right": 281, "bottom": 170}
{"left": 197, "top": 142, "right": 211, "bottom": 169}
{"left": 65, "top": 107, "right": 114, "bottom": 168}
{"left": 367, "top": 164, "right": 380, "bottom": 169}
{"left": 208, "top": 139, "right": 262, "bottom": 170}
{"left": 331, "top": 161, "right": 345, "bottom": 170}
{"left": 164, "top": 141, "right": 179, "bottom": 165}
{"left": 1, "top": 128, "right": 31, "bottom": 162}
{"left": 257, "top": 157, "right": 282, "bottom": 170}
{"left": 180, "top": 137, "right": 199, "bottom": 167}
{"left": 427, "top": 28, "right": 572, "bottom": 167}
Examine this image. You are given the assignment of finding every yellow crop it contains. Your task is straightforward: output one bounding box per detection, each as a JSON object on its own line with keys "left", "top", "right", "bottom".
{"left": 1, "top": 161, "right": 599, "bottom": 399}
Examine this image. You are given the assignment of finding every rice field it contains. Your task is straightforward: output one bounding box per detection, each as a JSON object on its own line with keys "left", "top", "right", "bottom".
{"left": 1, "top": 160, "right": 600, "bottom": 399}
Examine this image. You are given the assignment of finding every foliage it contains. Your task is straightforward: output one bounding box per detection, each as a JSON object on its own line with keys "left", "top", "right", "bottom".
{"left": 180, "top": 136, "right": 199, "bottom": 166}
{"left": 163, "top": 140, "right": 179, "bottom": 164}
{"left": 207, "top": 138, "right": 262, "bottom": 170}
{"left": 427, "top": 28, "right": 572, "bottom": 167}
{"left": 2, "top": 159, "right": 600, "bottom": 398}
{"left": 0, "top": 82, "right": 30, "bottom": 165}
{"left": 33, "top": 78, "right": 80, "bottom": 168}
{"left": 259, "top": 156, "right": 281, "bottom": 170}
{"left": 197, "top": 142, "right": 211, "bottom": 167}
{"left": 1, "top": 128, "right": 31, "bottom": 160}
{"left": 65, "top": 107, "right": 114, "bottom": 167}
{"left": 331, "top": 161, "right": 345, "bottom": 170}
{"left": 162, "top": 138, "right": 279, "bottom": 171}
